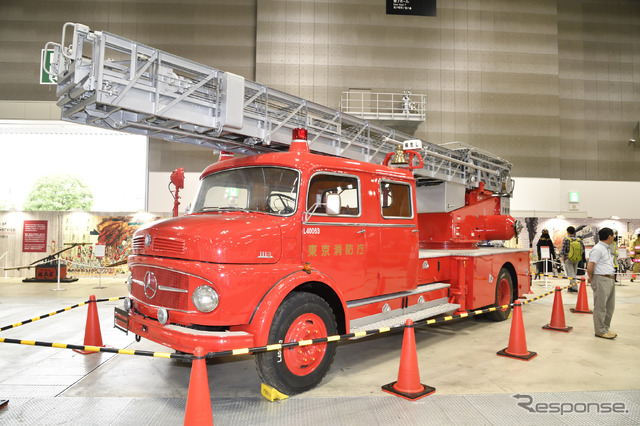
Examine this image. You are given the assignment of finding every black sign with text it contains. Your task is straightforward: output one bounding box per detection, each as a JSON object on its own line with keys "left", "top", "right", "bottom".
{"left": 386, "top": 0, "right": 436, "bottom": 17}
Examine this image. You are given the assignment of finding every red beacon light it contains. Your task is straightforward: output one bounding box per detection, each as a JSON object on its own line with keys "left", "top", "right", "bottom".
{"left": 290, "top": 128, "right": 310, "bottom": 153}
{"left": 292, "top": 128, "right": 308, "bottom": 141}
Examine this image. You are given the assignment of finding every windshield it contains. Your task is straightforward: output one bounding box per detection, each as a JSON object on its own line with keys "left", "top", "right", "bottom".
{"left": 191, "top": 167, "right": 300, "bottom": 216}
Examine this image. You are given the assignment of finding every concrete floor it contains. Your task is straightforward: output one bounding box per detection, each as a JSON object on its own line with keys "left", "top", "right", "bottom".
{"left": 0, "top": 274, "right": 639, "bottom": 425}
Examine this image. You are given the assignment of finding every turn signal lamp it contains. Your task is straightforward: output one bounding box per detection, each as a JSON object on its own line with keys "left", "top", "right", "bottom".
{"left": 303, "top": 262, "right": 312, "bottom": 274}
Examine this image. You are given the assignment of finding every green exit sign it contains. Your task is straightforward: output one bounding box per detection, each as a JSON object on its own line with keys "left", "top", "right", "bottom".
{"left": 40, "top": 49, "right": 57, "bottom": 84}
{"left": 569, "top": 192, "right": 579, "bottom": 203}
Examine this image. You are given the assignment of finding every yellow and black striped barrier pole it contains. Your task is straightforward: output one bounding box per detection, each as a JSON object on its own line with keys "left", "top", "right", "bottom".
{"left": 0, "top": 296, "right": 125, "bottom": 333}
{"left": 0, "top": 286, "right": 572, "bottom": 360}
{"left": 204, "top": 283, "right": 575, "bottom": 359}
{"left": 0, "top": 336, "right": 191, "bottom": 360}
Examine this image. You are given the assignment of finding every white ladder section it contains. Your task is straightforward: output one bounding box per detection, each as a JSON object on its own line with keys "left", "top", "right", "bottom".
{"left": 44, "top": 22, "right": 514, "bottom": 195}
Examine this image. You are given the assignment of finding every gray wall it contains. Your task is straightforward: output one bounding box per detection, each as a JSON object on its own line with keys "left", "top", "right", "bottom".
{"left": 256, "top": 0, "right": 640, "bottom": 180}
{"left": 1, "top": 0, "right": 639, "bottom": 180}
{"left": 558, "top": 1, "right": 640, "bottom": 180}
{"left": 0, "top": 0, "right": 257, "bottom": 101}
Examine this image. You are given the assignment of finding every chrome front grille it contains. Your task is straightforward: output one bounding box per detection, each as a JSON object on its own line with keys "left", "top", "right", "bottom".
{"left": 131, "top": 266, "right": 189, "bottom": 310}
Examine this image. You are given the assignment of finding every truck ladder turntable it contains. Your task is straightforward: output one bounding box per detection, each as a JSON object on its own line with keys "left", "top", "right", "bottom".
{"left": 45, "top": 23, "right": 514, "bottom": 196}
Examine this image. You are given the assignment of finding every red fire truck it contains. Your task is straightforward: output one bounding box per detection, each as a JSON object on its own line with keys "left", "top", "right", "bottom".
{"left": 45, "top": 23, "right": 530, "bottom": 395}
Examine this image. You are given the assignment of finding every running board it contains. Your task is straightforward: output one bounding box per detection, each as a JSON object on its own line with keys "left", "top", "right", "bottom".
{"left": 350, "top": 300, "right": 461, "bottom": 335}
{"left": 346, "top": 282, "right": 450, "bottom": 309}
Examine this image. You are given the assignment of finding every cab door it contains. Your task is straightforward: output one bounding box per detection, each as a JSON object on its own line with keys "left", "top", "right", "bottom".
{"left": 377, "top": 179, "right": 418, "bottom": 293}
{"left": 302, "top": 172, "right": 374, "bottom": 300}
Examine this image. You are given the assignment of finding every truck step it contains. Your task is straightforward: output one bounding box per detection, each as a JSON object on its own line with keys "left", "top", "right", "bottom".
{"left": 346, "top": 282, "right": 450, "bottom": 308}
{"left": 349, "top": 301, "right": 461, "bottom": 335}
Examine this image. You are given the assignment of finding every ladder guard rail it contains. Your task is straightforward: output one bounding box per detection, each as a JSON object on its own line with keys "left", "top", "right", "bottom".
{"left": 45, "top": 23, "right": 514, "bottom": 196}
{"left": 340, "top": 91, "right": 426, "bottom": 121}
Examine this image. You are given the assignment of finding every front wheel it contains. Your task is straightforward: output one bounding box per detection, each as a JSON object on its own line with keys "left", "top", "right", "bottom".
{"left": 255, "top": 292, "right": 337, "bottom": 395}
{"left": 486, "top": 267, "right": 514, "bottom": 322}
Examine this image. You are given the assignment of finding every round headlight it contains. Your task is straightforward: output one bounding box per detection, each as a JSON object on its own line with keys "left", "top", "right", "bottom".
{"left": 126, "top": 275, "right": 132, "bottom": 293}
{"left": 192, "top": 285, "right": 219, "bottom": 313}
{"left": 123, "top": 297, "right": 132, "bottom": 312}
{"left": 157, "top": 307, "right": 169, "bottom": 325}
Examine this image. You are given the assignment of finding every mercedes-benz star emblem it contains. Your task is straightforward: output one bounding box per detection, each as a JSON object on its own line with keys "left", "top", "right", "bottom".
{"left": 144, "top": 271, "right": 158, "bottom": 299}
{"left": 145, "top": 234, "right": 152, "bottom": 247}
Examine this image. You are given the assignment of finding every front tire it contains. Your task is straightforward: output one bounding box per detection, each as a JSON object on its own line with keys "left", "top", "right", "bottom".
{"left": 487, "top": 267, "right": 514, "bottom": 321}
{"left": 255, "top": 292, "right": 337, "bottom": 395}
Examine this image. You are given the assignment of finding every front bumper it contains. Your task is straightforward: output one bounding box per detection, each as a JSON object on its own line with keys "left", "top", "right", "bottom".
{"left": 115, "top": 307, "right": 255, "bottom": 354}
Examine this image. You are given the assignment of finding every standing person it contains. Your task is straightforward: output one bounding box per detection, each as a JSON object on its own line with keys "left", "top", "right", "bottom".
{"left": 587, "top": 227, "right": 617, "bottom": 339}
{"left": 561, "top": 226, "right": 585, "bottom": 292}
{"left": 610, "top": 230, "right": 619, "bottom": 282}
{"left": 536, "top": 228, "right": 556, "bottom": 277}
{"left": 630, "top": 230, "right": 640, "bottom": 282}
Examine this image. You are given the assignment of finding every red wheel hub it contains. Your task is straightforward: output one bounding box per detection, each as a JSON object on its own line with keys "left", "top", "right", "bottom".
{"left": 497, "top": 278, "right": 512, "bottom": 310}
{"left": 283, "top": 313, "right": 327, "bottom": 376}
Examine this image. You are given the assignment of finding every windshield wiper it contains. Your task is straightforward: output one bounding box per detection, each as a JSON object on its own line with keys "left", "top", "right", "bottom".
{"left": 196, "top": 206, "right": 251, "bottom": 213}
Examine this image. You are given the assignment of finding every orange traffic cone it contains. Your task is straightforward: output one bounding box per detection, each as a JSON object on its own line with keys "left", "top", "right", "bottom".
{"left": 382, "top": 319, "right": 435, "bottom": 400}
{"left": 184, "top": 347, "right": 213, "bottom": 426}
{"left": 74, "top": 295, "right": 104, "bottom": 355}
{"left": 570, "top": 278, "right": 593, "bottom": 314}
{"left": 542, "top": 287, "right": 573, "bottom": 332}
{"left": 497, "top": 300, "right": 537, "bottom": 361}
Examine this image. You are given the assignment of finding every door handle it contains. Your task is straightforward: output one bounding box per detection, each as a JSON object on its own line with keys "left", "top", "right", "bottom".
{"left": 356, "top": 229, "right": 365, "bottom": 234}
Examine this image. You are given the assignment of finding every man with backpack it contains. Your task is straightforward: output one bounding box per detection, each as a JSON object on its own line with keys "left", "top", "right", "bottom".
{"left": 562, "top": 226, "right": 585, "bottom": 292}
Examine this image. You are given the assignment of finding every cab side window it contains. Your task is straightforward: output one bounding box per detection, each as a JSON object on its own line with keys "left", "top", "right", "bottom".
{"left": 381, "top": 181, "right": 412, "bottom": 218}
{"left": 307, "top": 174, "right": 360, "bottom": 216}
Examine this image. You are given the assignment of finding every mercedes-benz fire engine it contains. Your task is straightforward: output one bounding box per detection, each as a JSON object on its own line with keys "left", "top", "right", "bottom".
{"left": 45, "top": 23, "right": 530, "bottom": 395}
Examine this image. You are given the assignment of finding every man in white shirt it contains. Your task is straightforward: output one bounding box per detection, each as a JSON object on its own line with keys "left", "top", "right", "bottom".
{"left": 587, "top": 227, "right": 617, "bottom": 339}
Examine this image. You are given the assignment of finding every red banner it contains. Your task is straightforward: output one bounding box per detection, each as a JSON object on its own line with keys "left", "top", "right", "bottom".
{"left": 23, "top": 220, "right": 48, "bottom": 252}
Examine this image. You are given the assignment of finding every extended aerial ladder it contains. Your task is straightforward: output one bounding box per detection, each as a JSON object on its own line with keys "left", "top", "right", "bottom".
{"left": 44, "top": 23, "right": 514, "bottom": 200}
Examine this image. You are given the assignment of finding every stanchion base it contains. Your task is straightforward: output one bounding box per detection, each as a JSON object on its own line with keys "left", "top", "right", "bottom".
{"left": 50, "top": 287, "right": 67, "bottom": 291}
{"left": 497, "top": 348, "right": 538, "bottom": 361}
{"left": 542, "top": 324, "right": 573, "bottom": 332}
{"left": 24, "top": 277, "right": 78, "bottom": 283}
{"left": 570, "top": 308, "right": 593, "bottom": 314}
{"left": 382, "top": 382, "right": 435, "bottom": 400}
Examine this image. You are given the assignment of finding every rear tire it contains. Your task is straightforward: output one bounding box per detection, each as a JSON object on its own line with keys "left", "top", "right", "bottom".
{"left": 487, "top": 267, "right": 514, "bottom": 322}
{"left": 255, "top": 292, "right": 337, "bottom": 395}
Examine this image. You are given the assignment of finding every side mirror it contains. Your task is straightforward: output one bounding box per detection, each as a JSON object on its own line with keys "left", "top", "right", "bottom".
{"left": 326, "top": 193, "right": 341, "bottom": 216}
